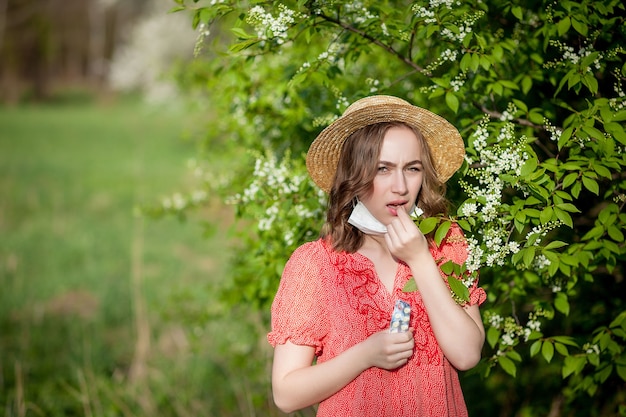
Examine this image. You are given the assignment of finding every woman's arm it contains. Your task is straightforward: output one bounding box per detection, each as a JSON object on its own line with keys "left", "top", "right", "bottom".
{"left": 272, "top": 330, "right": 414, "bottom": 413}
{"left": 385, "top": 208, "right": 485, "bottom": 370}
{"left": 406, "top": 252, "right": 485, "bottom": 370}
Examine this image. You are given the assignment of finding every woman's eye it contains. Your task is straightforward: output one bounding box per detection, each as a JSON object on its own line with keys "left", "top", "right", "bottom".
{"left": 377, "top": 166, "right": 388, "bottom": 172}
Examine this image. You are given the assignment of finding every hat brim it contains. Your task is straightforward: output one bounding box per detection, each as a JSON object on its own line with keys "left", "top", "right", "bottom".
{"left": 306, "top": 95, "right": 466, "bottom": 193}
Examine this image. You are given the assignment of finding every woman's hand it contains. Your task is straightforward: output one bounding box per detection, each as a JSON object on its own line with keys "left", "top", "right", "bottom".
{"left": 385, "top": 206, "right": 429, "bottom": 263}
{"left": 384, "top": 207, "right": 486, "bottom": 371}
{"left": 272, "top": 329, "right": 414, "bottom": 412}
{"left": 360, "top": 329, "right": 414, "bottom": 370}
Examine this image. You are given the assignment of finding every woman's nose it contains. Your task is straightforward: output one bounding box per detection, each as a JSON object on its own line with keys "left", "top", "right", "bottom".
{"left": 391, "top": 172, "right": 408, "bottom": 194}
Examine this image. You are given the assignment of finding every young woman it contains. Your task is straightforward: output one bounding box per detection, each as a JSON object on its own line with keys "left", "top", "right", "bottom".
{"left": 267, "top": 95, "right": 486, "bottom": 417}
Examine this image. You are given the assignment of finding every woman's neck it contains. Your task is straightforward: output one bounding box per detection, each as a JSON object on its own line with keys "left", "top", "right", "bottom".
{"left": 360, "top": 234, "right": 393, "bottom": 258}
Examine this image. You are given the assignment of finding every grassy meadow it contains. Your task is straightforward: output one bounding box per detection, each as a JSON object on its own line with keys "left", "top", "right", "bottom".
{"left": 0, "top": 96, "right": 279, "bottom": 416}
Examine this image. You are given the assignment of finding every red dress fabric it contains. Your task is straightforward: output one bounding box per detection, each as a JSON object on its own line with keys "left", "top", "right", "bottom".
{"left": 268, "top": 224, "right": 486, "bottom": 417}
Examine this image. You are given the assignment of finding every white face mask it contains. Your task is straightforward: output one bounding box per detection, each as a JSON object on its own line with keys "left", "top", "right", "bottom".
{"left": 348, "top": 199, "right": 422, "bottom": 236}
{"left": 348, "top": 200, "right": 387, "bottom": 235}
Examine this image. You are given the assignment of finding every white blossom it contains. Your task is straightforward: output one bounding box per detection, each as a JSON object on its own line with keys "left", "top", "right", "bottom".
{"left": 501, "top": 333, "right": 515, "bottom": 346}
{"left": 544, "top": 118, "right": 563, "bottom": 142}
{"left": 532, "top": 254, "right": 551, "bottom": 270}
{"left": 246, "top": 4, "right": 300, "bottom": 44}
{"left": 584, "top": 343, "right": 600, "bottom": 355}
{"left": 461, "top": 202, "right": 478, "bottom": 217}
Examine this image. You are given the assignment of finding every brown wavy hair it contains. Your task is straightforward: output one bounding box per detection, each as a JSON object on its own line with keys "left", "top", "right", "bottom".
{"left": 320, "top": 122, "right": 449, "bottom": 253}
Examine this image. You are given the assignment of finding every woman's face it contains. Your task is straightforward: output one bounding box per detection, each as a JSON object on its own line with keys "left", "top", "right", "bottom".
{"left": 360, "top": 125, "right": 423, "bottom": 225}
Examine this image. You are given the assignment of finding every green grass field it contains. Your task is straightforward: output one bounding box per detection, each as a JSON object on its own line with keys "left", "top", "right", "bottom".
{"left": 0, "top": 98, "right": 268, "bottom": 416}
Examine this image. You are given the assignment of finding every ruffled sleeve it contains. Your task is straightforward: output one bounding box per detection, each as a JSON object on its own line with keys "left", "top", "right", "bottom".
{"left": 267, "top": 240, "right": 330, "bottom": 355}
{"left": 433, "top": 223, "right": 487, "bottom": 306}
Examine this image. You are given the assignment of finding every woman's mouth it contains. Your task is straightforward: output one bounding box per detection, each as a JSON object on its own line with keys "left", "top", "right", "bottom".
{"left": 387, "top": 202, "right": 408, "bottom": 216}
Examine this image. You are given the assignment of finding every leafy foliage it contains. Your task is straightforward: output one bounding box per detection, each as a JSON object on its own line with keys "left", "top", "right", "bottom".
{"left": 171, "top": 0, "right": 626, "bottom": 415}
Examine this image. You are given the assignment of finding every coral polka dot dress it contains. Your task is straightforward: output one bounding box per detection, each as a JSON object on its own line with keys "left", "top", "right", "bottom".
{"left": 268, "top": 225, "right": 486, "bottom": 417}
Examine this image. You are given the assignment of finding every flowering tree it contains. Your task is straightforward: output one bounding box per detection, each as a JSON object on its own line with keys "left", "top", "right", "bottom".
{"left": 168, "top": 0, "right": 626, "bottom": 414}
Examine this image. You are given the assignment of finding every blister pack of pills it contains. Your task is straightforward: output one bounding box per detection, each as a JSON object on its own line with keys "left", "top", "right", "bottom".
{"left": 389, "top": 299, "right": 411, "bottom": 333}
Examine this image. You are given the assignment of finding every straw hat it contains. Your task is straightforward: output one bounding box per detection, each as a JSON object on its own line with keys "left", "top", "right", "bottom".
{"left": 306, "top": 95, "right": 466, "bottom": 193}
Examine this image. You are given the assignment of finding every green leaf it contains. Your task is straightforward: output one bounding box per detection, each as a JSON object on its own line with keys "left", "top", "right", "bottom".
{"left": 555, "top": 342, "right": 569, "bottom": 356}
{"left": 445, "top": 92, "right": 459, "bottom": 113}
{"left": 402, "top": 276, "right": 418, "bottom": 292}
{"left": 554, "top": 207, "right": 573, "bottom": 228}
{"left": 523, "top": 247, "right": 536, "bottom": 268}
{"left": 617, "top": 364, "right": 626, "bottom": 381}
{"left": 556, "top": 203, "right": 580, "bottom": 213}
{"left": 552, "top": 336, "right": 579, "bottom": 347}
{"left": 418, "top": 217, "right": 439, "bottom": 235}
{"left": 558, "top": 126, "right": 574, "bottom": 149}
{"left": 229, "top": 39, "right": 262, "bottom": 53}
{"left": 608, "top": 225, "right": 625, "bottom": 242}
{"left": 434, "top": 221, "right": 452, "bottom": 246}
{"left": 598, "top": 204, "right": 617, "bottom": 224}
{"left": 542, "top": 340, "right": 555, "bottom": 363}
{"left": 540, "top": 206, "right": 554, "bottom": 224}
{"left": 447, "top": 276, "right": 470, "bottom": 303}
{"left": 556, "top": 69, "right": 574, "bottom": 98}
{"left": 563, "top": 355, "right": 587, "bottom": 378}
{"left": 507, "top": 350, "right": 522, "bottom": 362}
{"left": 498, "top": 356, "right": 517, "bottom": 377}
{"left": 192, "top": 10, "right": 201, "bottom": 29}
{"left": 525, "top": 208, "right": 541, "bottom": 218}
{"left": 480, "top": 56, "right": 491, "bottom": 71}
{"left": 609, "top": 310, "right": 626, "bottom": 328}
{"left": 500, "top": 80, "right": 519, "bottom": 90}
{"left": 582, "top": 74, "right": 598, "bottom": 94}
{"left": 558, "top": 17, "right": 571, "bottom": 36}
{"left": 582, "top": 125, "right": 604, "bottom": 141}
{"left": 582, "top": 225, "right": 603, "bottom": 241}
{"left": 529, "top": 110, "right": 544, "bottom": 124}
{"left": 520, "top": 158, "right": 538, "bottom": 176}
{"left": 231, "top": 27, "right": 253, "bottom": 39}
{"left": 512, "top": 99, "right": 528, "bottom": 112}
{"left": 581, "top": 175, "right": 599, "bottom": 195}
{"left": 530, "top": 340, "right": 542, "bottom": 357}
{"left": 470, "top": 53, "right": 480, "bottom": 71}
{"left": 544, "top": 240, "right": 568, "bottom": 250}
{"left": 168, "top": 5, "right": 187, "bottom": 13}
{"left": 521, "top": 76, "right": 533, "bottom": 94}
{"left": 460, "top": 53, "right": 472, "bottom": 72}
{"left": 555, "top": 292, "right": 570, "bottom": 315}
{"left": 492, "top": 44, "right": 504, "bottom": 61}
{"left": 571, "top": 17, "right": 588, "bottom": 36}
{"left": 614, "top": 110, "right": 626, "bottom": 122}
{"left": 568, "top": 72, "right": 582, "bottom": 90}
{"left": 440, "top": 260, "right": 455, "bottom": 275}
{"left": 561, "top": 172, "right": 578, "bottom": 188}
{"left": 597, "top": 364, "right": 613, "bottom": 383}
{"left": 593, "top": 164, "right": 613, "bottom": 179}
{"left": 456, "top": 219, "right": 471, "bottom": 231}
{"left": 487, "top": 326, "right": 500, "bottom": 349}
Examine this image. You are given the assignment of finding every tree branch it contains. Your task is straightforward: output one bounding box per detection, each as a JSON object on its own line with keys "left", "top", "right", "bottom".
{"left": 316, "top": 12, "right": 425, "bottom": 74}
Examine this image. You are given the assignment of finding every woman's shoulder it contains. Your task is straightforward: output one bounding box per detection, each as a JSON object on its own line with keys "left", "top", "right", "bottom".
{"left": 291, "top": 237, "right": 329, "bottom": 255}
{"left": 287, "top": 238, "right": 333, "bottom": 267}
{"left": 442, "top": 222, "right": 467, "bottom": 244}
{"left": 430, "top": 222, "right": 468, "bottom": 263}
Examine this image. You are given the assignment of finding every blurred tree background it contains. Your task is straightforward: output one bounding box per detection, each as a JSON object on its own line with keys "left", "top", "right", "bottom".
{"left": 1, "top": 0, "right": 271, "bottom": 416}
{"left": 0, "top": 0, "right": 195, "bottom": 103}
{"left": 2, "top": 0, "right": 626, "bottom": 416}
